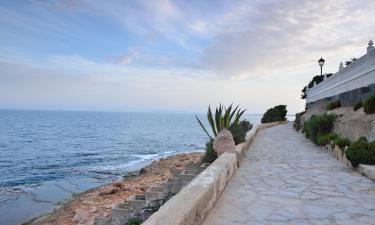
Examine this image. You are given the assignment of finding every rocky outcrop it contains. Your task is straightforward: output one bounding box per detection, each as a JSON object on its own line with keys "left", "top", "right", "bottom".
{"left": 213, "top": 129, "right": 236, "bottom": 156}
{"left": 22, "top": 152, "right": 203, "bottom": 225}
{"left": 95, "top": 162, "right": 210, "bottom": 225}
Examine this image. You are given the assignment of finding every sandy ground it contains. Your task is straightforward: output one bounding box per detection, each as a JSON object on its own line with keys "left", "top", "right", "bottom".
{"left": 21, "top": 152, "right": 203, "bottom": 225}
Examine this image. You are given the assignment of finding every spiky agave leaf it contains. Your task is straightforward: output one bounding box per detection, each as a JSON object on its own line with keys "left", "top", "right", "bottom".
{"left": 229, "top": 104, "right": 239, "bottom": 122}
{"left": 215, "top": 105, "right": 222, "bottom": 132}
{"left": 207, "top": 106, "right": 217, "bottom": 137}
{"left": 195, "top": 115, "right": 213, "bottom": 139}
{"left": 234, "top": 109, "right": 247, "bottom": 124}
{"left": 223, "top": 104, "right": 232, "bottom": 128}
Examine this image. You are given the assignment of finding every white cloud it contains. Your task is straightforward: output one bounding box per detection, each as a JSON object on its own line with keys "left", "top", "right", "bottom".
{"left": 201, "top": 0, "right": 375, "bottom": 78}
{"left": 2, "top": 0, "right": 375, "bottom": 113}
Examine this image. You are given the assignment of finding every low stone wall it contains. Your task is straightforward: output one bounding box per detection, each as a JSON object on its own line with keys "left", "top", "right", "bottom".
{"left": 325, "top": 144, "right": 375, "bottom": 181}
{"left": 142, "top": 121, "right": 287, "bottom": 225}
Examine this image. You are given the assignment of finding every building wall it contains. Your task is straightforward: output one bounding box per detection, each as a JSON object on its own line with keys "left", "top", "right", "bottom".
{"left": 306, "top": 41, "right": 375, "bottom": 107}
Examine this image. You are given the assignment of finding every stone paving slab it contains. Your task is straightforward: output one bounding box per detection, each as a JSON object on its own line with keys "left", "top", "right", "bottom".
{"left": 203, "top": 123, "right": 375, "bottom": 225}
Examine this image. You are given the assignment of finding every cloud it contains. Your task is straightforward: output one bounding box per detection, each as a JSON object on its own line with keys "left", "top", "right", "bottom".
{"left": 201, "top": 0, "right": 375, "bottom": 78}
{"left": 2, "top": 0, "right": 375, "bottom": 113}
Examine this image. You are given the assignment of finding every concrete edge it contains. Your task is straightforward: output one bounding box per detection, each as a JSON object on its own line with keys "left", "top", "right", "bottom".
{"left": 357, "top": 164, "right": 375, "bottom": 181}
{"left": 325, "top": 144, "right": 375, "bottom": 181}
{"left": 142, "top": 121, "right": 286, "bottom": 225}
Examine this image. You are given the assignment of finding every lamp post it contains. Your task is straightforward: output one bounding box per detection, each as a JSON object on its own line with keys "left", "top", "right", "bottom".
{"left": 318, "top": 57, "right": 325, "bottom": 76}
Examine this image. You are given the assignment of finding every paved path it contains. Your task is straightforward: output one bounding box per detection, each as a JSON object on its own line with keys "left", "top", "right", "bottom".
{"left": 203, "top": 123, "right": 375, "bottom": 225}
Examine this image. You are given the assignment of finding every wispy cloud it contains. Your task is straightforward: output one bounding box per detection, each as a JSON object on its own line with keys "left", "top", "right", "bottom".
{"left": 201, "top": 0, "right": 375, "bottom": 77}
{"left": 1, "top": 0, "right": 375, "bottom": 112}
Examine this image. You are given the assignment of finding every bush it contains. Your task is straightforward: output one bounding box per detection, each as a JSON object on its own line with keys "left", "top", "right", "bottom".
{"left": 353, "top": 101, "right": 363, "bottom": 111}
{"left": 345, "top": 137, "right": 375, "bottom": 167}
{"left": 261, "top": 105, "right": 287, "bottom": 124}
{"left": 326, "top": 100, "right": 341, "bottom": 110}
{"left": 303, "top": 113, "right": 336, "bottom": 145}
{"left": 127, "top": 218, "right": 142, "bottom": 225}
{"left": 201, "top": 139, "right": 217, "bottom": 163}
{"left": 293, "top": 112, "right": 305, "bottom": 131}
{"left": 196, "top": 104, "right": 246, "bottom": 139}
{"left": 334, "top": 137, "right": 351, "bottom": 149}
{"left": 317, "top": 133, "right": 338, "bottom": 146}
{"left": 364, "top": 95, "right": 375, "bottom": 114}
{"left": 229, "top": 120, "right": 253, "bottom": 145}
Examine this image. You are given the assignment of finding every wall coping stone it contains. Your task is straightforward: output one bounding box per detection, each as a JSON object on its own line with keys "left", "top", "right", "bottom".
{"left": 325, "top": 143, "right": 375, "bottom": 181}
{"left": 142, "top": 121, "right": 287, "bottom": 225}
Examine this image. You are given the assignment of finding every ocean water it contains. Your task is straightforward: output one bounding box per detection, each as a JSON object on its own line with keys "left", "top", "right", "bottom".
{"left": 0, "top": 110, "right": 293, "bottom": 225}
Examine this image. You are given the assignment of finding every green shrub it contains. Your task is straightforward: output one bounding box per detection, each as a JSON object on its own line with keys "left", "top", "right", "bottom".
{"left": 293, "top": 112, "right": 305, "bottom": 131}
{"left": 261, "top": 105, "right": 287, "bottom": 124}
{"left": 201, "top": 139, "right": 217, "bottom": 163}
{"left": 326, "top": 100, "right": 341, "bottom": 110}
{"left": 229, "top": 120, "right": 253, "bottom": 145}
{"left": 363, "top": 95, "right": 375, "bottom": 114}
{"left": 369, "top": 141, "right": 375, "bottom": 161}
{"left": 196, "top": 104, "right": 246, "bottom": 139}
{"left": 334, "top": 137, "right": 351, "bottom": 149}
{"left": 317, "top": 133, "right": 338, "bottom": 146}
{"left": 127, "top": 218, "right": 142, "bottom": 225}
{"left": 353, "top": 101, "right": 363, "bottom": 111}
{"left": 303, "top": 113, "right": 336, "bottom": 145}
{"left": 317, "top": 134, "right": 331, "bottom": 146}
{"left": 345, "top": 137, "right": 375, "bottom": 167}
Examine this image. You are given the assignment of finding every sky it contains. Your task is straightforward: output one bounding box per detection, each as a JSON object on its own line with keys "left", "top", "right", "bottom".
{"left": 0, "top": 0, "right": 374, "bottom": 114}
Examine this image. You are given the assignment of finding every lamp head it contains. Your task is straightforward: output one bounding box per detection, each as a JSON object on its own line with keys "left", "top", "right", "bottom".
{"left": 318, "top": 57, "right": 325, "bottom": 67}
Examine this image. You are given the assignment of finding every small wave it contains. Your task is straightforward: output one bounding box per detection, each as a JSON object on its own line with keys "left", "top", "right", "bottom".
{"left": 74, "top": 152, "right": 99, "bottom": 157}
{"left": 186, "top": 143, "right": 200, "bottom": 148}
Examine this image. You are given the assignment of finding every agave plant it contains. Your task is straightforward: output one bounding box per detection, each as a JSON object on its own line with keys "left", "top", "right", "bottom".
{"left": 195, "top": 104, "right": 246, "bottom": 139}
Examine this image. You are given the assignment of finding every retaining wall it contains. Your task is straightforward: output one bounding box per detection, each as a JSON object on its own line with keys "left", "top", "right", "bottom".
{"left": 307, "top": 83, "right": 375, "bottom": 110}
{"left": 142, "top": 121, "right": 287, "bottom": 225}
{"left": 324, "top": 143, "right": 375, "bottom": 181}
{"left": 306, "top": 40, "right": 375, "bottom": 106}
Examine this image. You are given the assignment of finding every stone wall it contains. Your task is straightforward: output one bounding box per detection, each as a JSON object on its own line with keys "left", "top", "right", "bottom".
{"left": 324, "top": 144, "right": 375, "bottom": 181}
{"left": 306, "top": 40, "right": 375, "bottom": 107}
{"left": 141, "top": 121, "right": 287, "bottom": 225}
{"left": 307, "top": 83, "right": 375, "bottom": 110}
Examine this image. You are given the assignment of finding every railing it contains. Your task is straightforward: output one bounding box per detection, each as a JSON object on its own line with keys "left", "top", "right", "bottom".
{"left": 306, "top": 41, "right": 375, "bottom": 103}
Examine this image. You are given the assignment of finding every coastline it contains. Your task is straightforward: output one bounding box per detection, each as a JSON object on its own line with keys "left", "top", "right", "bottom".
{"left": 18, "top": 152, "right": 204, "bottom": 225}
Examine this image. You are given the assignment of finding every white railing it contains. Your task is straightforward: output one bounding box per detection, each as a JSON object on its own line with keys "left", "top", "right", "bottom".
{"left": 306, "top": 41, "right": 375, "bottom": 103}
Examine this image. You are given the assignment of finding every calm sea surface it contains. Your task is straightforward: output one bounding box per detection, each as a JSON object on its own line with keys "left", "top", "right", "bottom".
{"left": 0, "top": 110, "right": 293, "bottom": 225}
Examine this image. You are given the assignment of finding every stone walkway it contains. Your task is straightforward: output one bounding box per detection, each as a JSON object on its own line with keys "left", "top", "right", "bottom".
{"left": 203, "top": 123, "right": 375, "bottom": 225}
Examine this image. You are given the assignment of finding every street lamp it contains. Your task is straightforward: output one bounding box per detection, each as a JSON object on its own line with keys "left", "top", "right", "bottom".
{"left": 318, "top": 57, "right": 325, "bottom": 76}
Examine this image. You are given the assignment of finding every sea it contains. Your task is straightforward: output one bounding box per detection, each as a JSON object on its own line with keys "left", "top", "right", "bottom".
{"left": 0, "top": 110, "right": 294, "bottom": 225}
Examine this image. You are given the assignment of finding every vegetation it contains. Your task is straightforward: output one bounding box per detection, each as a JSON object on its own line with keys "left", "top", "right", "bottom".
{"left": 195, "top": 104, "right": 246, "bottom": 139}
{"left": 353, "top": 101, "right": 363, "bottom": 111}
{"left": 201, "top": 139, "right": 217, "bottom": 163}
{"left": 345, "top": 57, "right": 357, "bottom": 66}
{"left": 363, "top": 95, "right": 375, "bottom": 114}
{"left": 300, "top": 73, "right": 332, "bottom": 99}
{"left": 229, "top": 120, "right": 253, "bottom": 145}
{"left": 301, "top": 86, "right": 307, "bottom": 99}
{"left": 303, "top": 113, "right": 336, "bottom": 145}
{"left": 261, "top": 105, "right": 287, "bottom": 124}
{"left": 196, "top": 104, "right": 252, "bottom": 163}
{"left": 127, "top": 218, "right": 142, "bottom": 225}
{"left": 317, "top": 132, "right": 338, "bottom": 146}
{"left": 326, "top": 100, "right": 341, "bottom": 111}
{"left": 335, "top": 137, "right": 351, "bottom": 149}
{"left": 293, "top": 112, "right": 305, "bottom": 131}
{"left": 345, "top": 137, "right": 375, "bottom": 167}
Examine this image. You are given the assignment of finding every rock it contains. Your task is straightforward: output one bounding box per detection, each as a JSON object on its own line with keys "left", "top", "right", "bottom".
{"left": 73, "top": 209, "right": 90, "bottom": 223}
{"left": 213, "top": 129, "right": 236, "bottom": 156}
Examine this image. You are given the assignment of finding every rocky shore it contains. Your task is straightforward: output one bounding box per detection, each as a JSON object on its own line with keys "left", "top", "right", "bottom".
{"left": 20, "top": 152, "right": 203, "bottom": 225}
